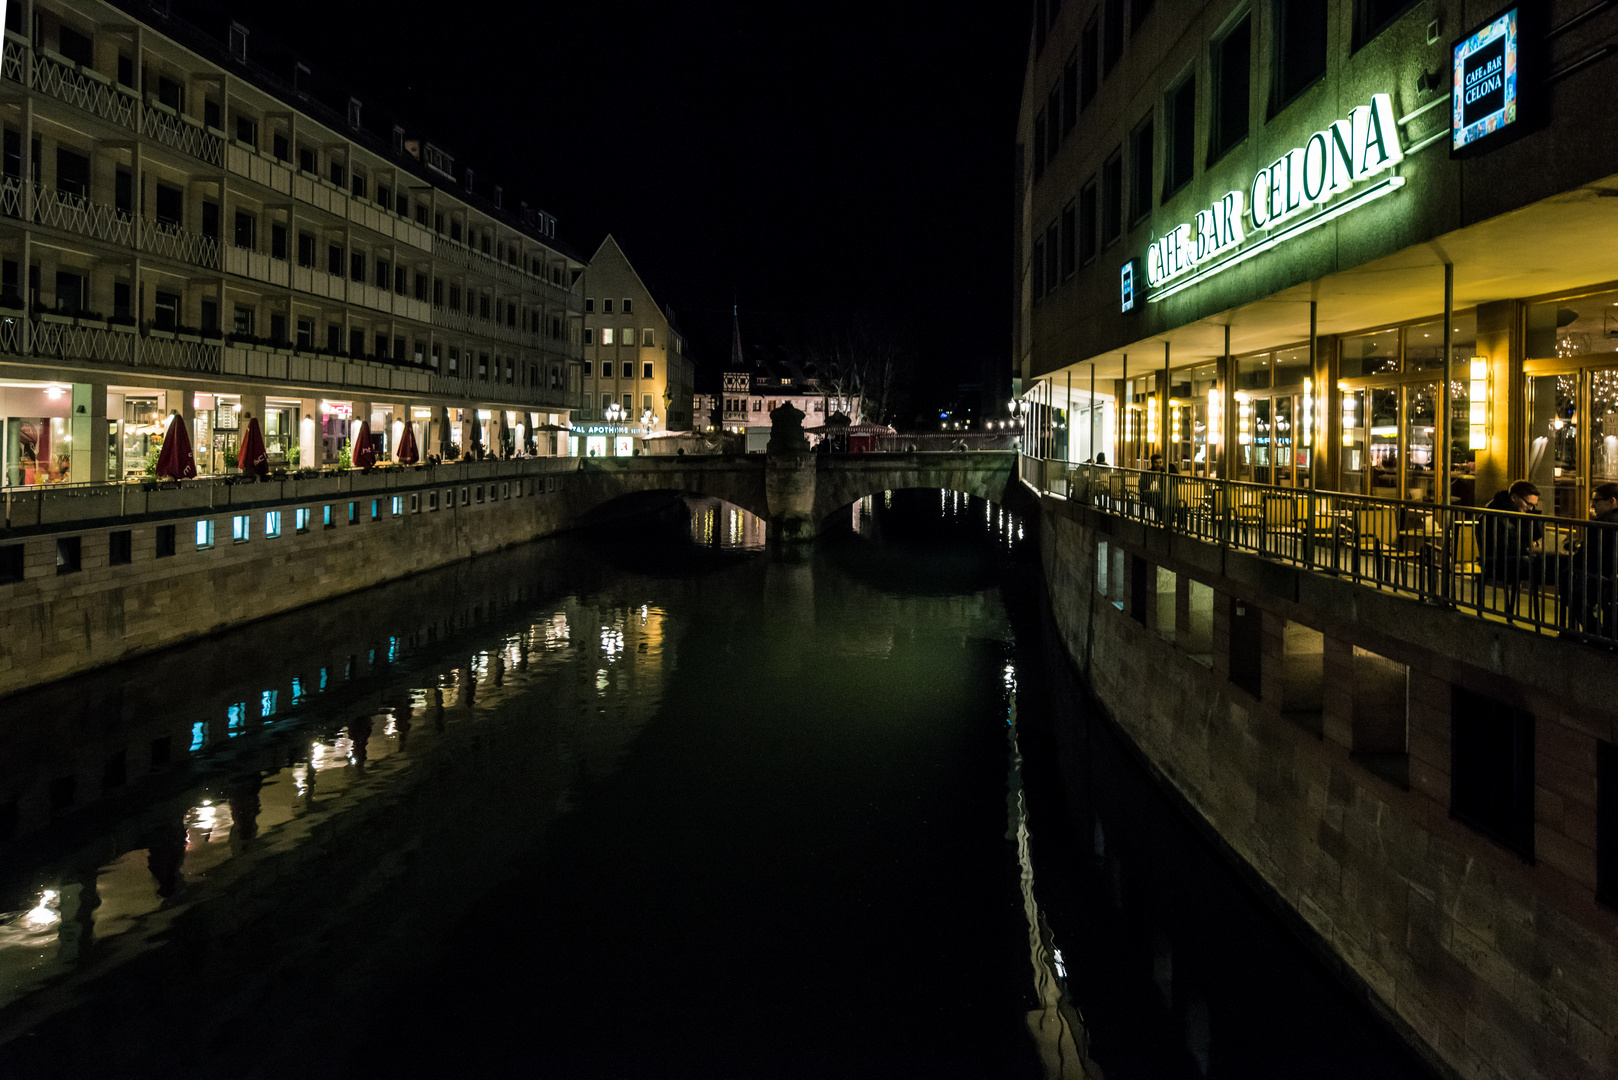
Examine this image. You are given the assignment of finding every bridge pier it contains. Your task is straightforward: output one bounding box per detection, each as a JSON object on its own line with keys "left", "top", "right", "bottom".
{"left": 765, "top": 452, "right": 818, "bottom": 543}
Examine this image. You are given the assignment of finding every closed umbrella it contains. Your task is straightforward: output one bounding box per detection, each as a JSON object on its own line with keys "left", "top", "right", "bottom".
{"left": 352, "top": 421, "right": 376, "bottom": 472}
{"left": 236, "top": 414, "right": 268, "bottom": 479}
{"left": 397, "top": 419, "right": 420, "bottom": 465}
{"left": 155, "top": 411, "right": 196, "bottom": 481}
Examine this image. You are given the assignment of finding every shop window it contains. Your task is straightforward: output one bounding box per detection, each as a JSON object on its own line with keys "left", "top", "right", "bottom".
{"left": 155, "top": 525, "right": 176, "bottom": 558}
{"left": 0, "top": 543, "right": 22, "bottom": 582}
{"left": 1451, "top": 686, "right": 1535, "bottom": 859}
{"left": 109, "top": 530, "right": 132, "bottom": 566}
{"left": 296, "top": 508, "right": 311, "bottom": 533}
{"left": 1210, "top": 15, "right": 1251, "bottom": 162}
{"left": 1271, "top": 0, "right": 1328, "bottom": 114}
{"left": 55, "top": 537, "right": 81, "bottom": 574}
{"left": 196, "top": 520, "right": 215, "bottom": 550}
{"left": 1162, "top": 75, "right": 1196, "bottom": 200}
{"left": 264, "top": 511, "right": 281, "bottom": 538}
{"left": 232, "top": 514, "right": 250, "bottom": 543}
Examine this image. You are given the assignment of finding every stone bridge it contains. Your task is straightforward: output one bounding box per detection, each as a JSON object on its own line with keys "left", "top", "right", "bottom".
{"left": 569, "top": 451, "right": 1020, "bottom": 540}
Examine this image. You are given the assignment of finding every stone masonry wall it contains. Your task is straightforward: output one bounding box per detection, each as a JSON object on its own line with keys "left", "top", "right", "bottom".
{"left": 0, "top": 460, "right": 586, "bottom": 700}
{"left": 1038, "top": 495, "right": 1618, "bottom": 1080}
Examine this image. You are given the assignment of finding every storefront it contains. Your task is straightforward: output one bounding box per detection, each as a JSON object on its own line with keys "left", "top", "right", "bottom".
{"left": 1, "top": 382, "right": 75, "bottom": 486}
{"left": 106, "top": 387, "right": 168, "bottom": 481}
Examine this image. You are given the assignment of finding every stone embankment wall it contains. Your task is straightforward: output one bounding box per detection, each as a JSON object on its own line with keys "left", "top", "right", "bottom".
{"left": 1037, "top": 494, "right": 1618, "bottom": 1080}
{"left": 0, "top": 459, "right": 586, "bottom": 700}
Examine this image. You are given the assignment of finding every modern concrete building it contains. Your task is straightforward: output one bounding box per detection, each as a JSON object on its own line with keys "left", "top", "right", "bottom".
{"left": 1017, "top": 3, "right": 1618, "bottom": 1078}
{"left": 577, "top": 234, "right": 694, "bottom": 456}
{"left": 0, "top": 0, "right": 586, "bottom": 487}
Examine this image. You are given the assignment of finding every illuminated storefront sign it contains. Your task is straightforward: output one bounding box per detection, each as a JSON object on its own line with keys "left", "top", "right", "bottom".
{"left": 1143, "top": 94, "right": 1405, "bottom": 301}
{"left": 1453, "top": 9, "right": 1518, "bottom": 151}
{"left": 1120, "top": 260, "right": 1137, "bottom": 312}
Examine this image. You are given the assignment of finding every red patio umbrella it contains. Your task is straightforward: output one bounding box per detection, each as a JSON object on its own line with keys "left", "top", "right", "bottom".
{"left": 351, "top": 421, "right": 377, "bottom": 472}
{"left": 396, "top": 419, "right": 420, "bottom": 465}
{"left": 155, "top": 411, "right": 196, "bottom": 481}
{"left": 236, "top": 414, "right": 268, "bottom": 478}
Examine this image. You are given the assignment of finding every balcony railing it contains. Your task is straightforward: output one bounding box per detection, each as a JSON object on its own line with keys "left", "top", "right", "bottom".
{"left": 0, "top": 178, "right": 135, "bottom": 247}
{"left": 140, "top": 219, "right": 221, "bottom": 269}
{"left": 141, "top": 102, "right": 223, "bottom": 167}
{"left": 1028, "top": 459, "right": 1618, "bottom": 649}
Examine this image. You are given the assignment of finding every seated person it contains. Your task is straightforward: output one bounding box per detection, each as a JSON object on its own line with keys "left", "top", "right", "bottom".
{"left": 1560, "top": 483, "right": 1618, "bottom": 631}
{"left": 1480, "top": 479, "right": 1547, "bottom": 587}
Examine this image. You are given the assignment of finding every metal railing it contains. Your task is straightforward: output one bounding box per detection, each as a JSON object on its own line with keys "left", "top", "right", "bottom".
{"left": 1029, "top": 459, "right": 1618, "bottom": 647}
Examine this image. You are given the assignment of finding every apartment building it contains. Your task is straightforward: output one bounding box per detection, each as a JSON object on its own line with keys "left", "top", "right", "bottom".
{"left": 578, "top": 234, "right": 694, "bottom": 456}
{"left": 0, "top": 0, "right": 586, "bottom": 485}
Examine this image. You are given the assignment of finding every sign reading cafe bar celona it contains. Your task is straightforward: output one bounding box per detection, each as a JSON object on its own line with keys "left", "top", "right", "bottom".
{"left": 1144, "top": 94, "right": 1405, "bottom": 291}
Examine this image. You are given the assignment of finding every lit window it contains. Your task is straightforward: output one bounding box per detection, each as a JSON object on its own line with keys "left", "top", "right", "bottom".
{"left": 372, "top": 498, "right": 383, "bottom": 522}
{"left": 264, "top": 510, "right": 282, "bottom": 538}
{"left": 232, "top": 515, "right": 250, "bottom": 542}
{"left": 602, "top": 328, "right": 614, "bottom": 345}
{"left": 391, "top": 495, "right": 403, "bottom": 516}
{"left": 196, "top": 520, "right": 215, "bottom": 549}
{"left": 323, "top": 505, "right": 335, "bottom": 529}
{"left": 296, "top": 508, "right": 312, "bottom": 532}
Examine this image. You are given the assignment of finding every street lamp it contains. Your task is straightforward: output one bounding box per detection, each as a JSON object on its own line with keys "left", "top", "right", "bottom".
{"left": 604, "top": 402, "right": 623, "bottom": 424}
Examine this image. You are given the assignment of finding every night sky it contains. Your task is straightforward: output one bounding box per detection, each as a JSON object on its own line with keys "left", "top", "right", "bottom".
{"left": 187, "top": 0, "right": 1029, "bottom": 418}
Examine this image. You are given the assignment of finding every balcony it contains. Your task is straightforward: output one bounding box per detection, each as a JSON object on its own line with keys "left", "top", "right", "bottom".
{"left": 1, "top": 178, "right": 134, "bottom": 247}
{"left": 141, "top": 100, "right": 223, "bottom": 167}
{"left": 141, "top": 219, "right": 221, "bottom": 270}
{"left": 1029, "top": 459, "right": 1618, "bottom": 650}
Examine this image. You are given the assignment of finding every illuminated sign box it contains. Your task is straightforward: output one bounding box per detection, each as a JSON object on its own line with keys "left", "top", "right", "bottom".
{"left": 1453, "top": 8, "right": 1519, "bottom": 152}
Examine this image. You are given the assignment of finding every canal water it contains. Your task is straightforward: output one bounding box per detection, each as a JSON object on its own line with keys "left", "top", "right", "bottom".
{"left": 0, "top": 490, "right": 1435, "bottom": 1079}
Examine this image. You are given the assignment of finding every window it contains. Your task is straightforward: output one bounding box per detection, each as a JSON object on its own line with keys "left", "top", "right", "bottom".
{"left": 1059, "top": 200, "right": 1077, "bottom": 279}
{"left": 264, "top": 511, "right": 282, "bottom": 538}
{"left": 1210, "top": 16, "right": 1252, "bottom": 162}
{"left": 585, "top": 297, "right": 594, "bottom": 313}
{"left": 298, "top": 232, "right": 315, "bottom": 268}
{"left": 54, "top": 537, "right": 80, "bottom": 575}
{"left": 1080, "top": 11, "right": 1100, "bottom": 109}
{"left": 55, "top": 148, "right": 89, "bottom": 199}
{"left": 155, "top": 183, "right": 182, "bottom": 227}
{"left": 1131, "top": 0, "right": 1154, "bottom": 32}
{"left": 196, "top": 520, "right": 215, "bottom": 550}
{"left": 1272, "top": 0, "right": 1329, "bottom": 113}
{"left": 296, "top": 318, "right": 314, "bottom": 349}
{"left": 155, "top": 525, "right": 175, "bottom": 558}
{"left": 271, "top": 224, "right": 287, "bottom": 259}
{"left": 372, "top": 498, "right": 383, "bottom": 522}
{"left": 57, "top": 25, "right": 92, "bottom": 67}
{"left": 1046, "top": 221, "right": 1060, "bottom": 293}
{"left": 1062, "top": 49, "right": 1079, "bottom": 130}
{"left": 296, "top": 508, "right": 311, "bottom": 533}
{"left": 1031, "top": 235, "right": 1046, "bottom": 297}
{"left": 323, "top": 505, "right": 335, "bottom": 529}
{"left": 585, "top": 328, "right": 595, "bottom": 346}
{"left": 643, "top": 361, "right": 654, "bottom": 379}
{"left": 1353, "top": 0, "right": 1418, "bottom": 51}
{"left": 1079, "top": 180, "right": 1098, "bottom": 265}
{"left": 603, "top": 298, "right": 613, "bottom": 314}
{"left": 584, "top": 360, "right": 593, "bottom": 378}
{"left": 475, "top": 485, "right": 485, "bottom": 504}
{"left": 623, "top": 298, "right": 633, "bottom": 314}
{"left": 347, "top": 501, "right": 358, "bottom": 525}
{"left": 115, "top": 169, "right": 133, "bottom": 215}
{"left": 350, "top": 252, "right": 366, "bottom": 282}
{"left": 622, "top": 361, "right": 634, "bottom": 379}
{"left": 603, "top": 394, "right": 613, "bottom": 413}
{"left": 1102, "top": 150, "right": 1123, "bottom": 244}
{"left": 1163, "top": 76, "right": 1195, "bottom": 199}
{"left": 643, "top": 329, "right": 654, "bottom": 347}
{"left": 108, "top": 530, "right": 132, "bottom": 566}
{"left": 1130, "top": 115, "right": 1153, "bottom": 223}
{"left": 1451, "top": 687, "right": 1535, "bottom": 859}
{"left": 1033, "top": 107, "right": 1047, "bottom": 182}
{"left": 233, "top": 305, "right": 254, "bottom": 336}
{"left": 391, "top": 496, "right": 403, "bottom": 516}
{"left": 232, "top": 514, "right": 250, "bottom": 542}
{"left": 202, "top": 201, "right": 219, "bottom": 239}
{"left": 1103, "top": 0, "right": 1124, "bottom": 73}
{"left": 328, "top": 244, "right": 344, "bottom": 277}
{"left": 602, "top": 328, "right": 614, "bottom": 346}
{"left": 1046, "top": 85, "right": 1062, "bottom": 166}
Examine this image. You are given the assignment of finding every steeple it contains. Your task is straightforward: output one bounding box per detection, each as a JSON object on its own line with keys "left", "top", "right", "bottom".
{"left": 730, "top": 301, "right": 745, "bottom": 368}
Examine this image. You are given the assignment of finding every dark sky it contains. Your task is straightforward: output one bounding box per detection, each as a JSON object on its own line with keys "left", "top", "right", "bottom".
{"left": 189, "top": 1, "right": 1028, "bottom": 412}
